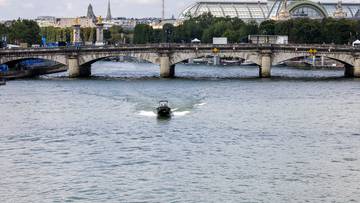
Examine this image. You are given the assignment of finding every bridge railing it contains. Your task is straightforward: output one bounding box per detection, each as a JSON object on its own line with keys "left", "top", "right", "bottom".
{"left": 1, "top": 43, "right": 360, "bottom": 53}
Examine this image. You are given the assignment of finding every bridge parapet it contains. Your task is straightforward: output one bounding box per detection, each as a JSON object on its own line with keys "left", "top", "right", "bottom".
{"left": 1, "top": 43, "right": 360, "bottom": 78}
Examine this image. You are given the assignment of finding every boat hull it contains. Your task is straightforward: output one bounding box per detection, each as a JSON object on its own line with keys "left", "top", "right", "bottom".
{"left": 156, "top": 107, "right": 172, "bottom": 118}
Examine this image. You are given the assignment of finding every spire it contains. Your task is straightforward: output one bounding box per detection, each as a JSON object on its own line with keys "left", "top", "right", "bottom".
{"left": 106, "top": 0, "right": 112, "bottom": 21}
{"left": 87, "top": 4, "right": 96, "bottom": 22}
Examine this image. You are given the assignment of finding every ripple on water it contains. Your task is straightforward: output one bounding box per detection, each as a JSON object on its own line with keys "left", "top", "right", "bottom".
{"left": 1, "top": 64, "right": 360, "bottom": 202}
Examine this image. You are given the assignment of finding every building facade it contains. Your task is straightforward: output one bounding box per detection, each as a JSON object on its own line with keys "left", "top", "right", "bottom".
{"left": 36, "top": 2, "right": 113, "bottom": 28}
{"left": 179, "top": 0, "right": 360, "bottom": 22}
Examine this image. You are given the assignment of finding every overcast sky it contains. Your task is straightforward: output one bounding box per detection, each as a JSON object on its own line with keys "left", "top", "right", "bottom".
{"left": 0, "top": 0, "right": 195, "bottom": 20}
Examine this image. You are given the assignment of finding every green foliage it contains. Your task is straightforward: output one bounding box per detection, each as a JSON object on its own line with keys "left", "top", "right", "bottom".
{"left": 6, "top": 19, "right": 41, "bottom": 45}
{"left": 81, "top": 27, "right": 96, "bottom": 43}
{"left": 40, "top": 25, "right": 128, "bottom": 45}
{"left": 289, "top": 18, "right": 322, "bottom": 43}
{"left": 132, "top": 13, "right": 360, "bottom": 45}
{"left": 162, "top": 24, "right": 175, "bottom": 43}
{"left": 1, "top": 15, "right": 359, "bottom": 46}
{"left": 133, "top": 24, "right": 154, "bottom": 44}
{"left": 0, "top": 24, "right": 9, "bottom": 37}
{"left": 104, "top": 25, "right": 126, "bottom": 44}
{"left": 40, "top": 27, "right": 72, "bottom": 42}
{"left": 259, "top": 20, "right": 276, "bottom": 35}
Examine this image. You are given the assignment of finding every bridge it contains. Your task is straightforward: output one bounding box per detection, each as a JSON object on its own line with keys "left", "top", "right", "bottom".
{"left": 1, "top": 43, "right": 360, "bottom": 78}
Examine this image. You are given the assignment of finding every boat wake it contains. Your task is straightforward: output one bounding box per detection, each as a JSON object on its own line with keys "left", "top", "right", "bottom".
{"left": 137, "top": 101, "right": 206, "bottom": 118}
{"left": 138, "top": 110, "right": 191, "bottom": 117}
{"left": 173, "top": 111, "right": 191, "bottom": 116}
{"left": 194, "top": 102, "right": 207, "bottom": 107}
{"left": 138, "top": 111, "right": 157, "bottom": 117}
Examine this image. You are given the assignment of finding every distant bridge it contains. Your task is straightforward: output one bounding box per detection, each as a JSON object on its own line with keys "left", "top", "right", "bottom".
{"left": 0, "top": 43, "right": 360, "bottom": 78}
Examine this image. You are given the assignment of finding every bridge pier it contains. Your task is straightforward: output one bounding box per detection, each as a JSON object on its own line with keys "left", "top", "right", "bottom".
{"left": 160, "top": 56, "right": 175, "bottom": 78}
{"left": 213, "top": 55, "right": 221, "bottom": 66}
{"left": 353, "top": 59, "right": 360, "bottom": 77}
{"left": 259, "top": 53, "right": 272, "bottom": 78}
{"left": 68, "top": 57, "right": 91, "bottom": 78}
{"left": 68, "top": 57, "right": 80, "bottom": 78}
{"left": 345, "top": 59, "right": 360, "bottom": 78}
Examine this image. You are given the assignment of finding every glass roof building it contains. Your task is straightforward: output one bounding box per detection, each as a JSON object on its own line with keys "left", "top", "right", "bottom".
{"left": 179, "top": 0, "right": 360, "bottom": 22}
{"left": 180, "top": 1, "right": 270, "bottom": 22}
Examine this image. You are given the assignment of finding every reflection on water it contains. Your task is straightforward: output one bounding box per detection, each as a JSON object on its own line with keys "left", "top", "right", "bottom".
{"left": 0, "top": 62, "right": 360, "bottom": 202}
{"left": 45, "top": 61, "right": 347, "bottom": 80}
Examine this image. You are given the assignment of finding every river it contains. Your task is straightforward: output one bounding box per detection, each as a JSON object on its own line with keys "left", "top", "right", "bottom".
{"left": 0, "top": 62, "right": 360, "bottom": 202}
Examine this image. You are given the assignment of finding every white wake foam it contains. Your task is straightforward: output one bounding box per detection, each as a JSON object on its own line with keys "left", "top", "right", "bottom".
{"left": 138, "top": 110, "right": 191, "bottom": 117}
{"left": 138, "top": 111, "right": 157, "bottom": 117}
{"left": 195, "top": 102, "right": 207, "bottom": 107}
{"left": 173, "top": 111, "right": 191, "bottom": 116}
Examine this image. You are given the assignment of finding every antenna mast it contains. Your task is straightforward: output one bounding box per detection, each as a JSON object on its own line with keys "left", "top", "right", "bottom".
{"left": 162, "top": 0, "right": 165, "bottom": 20}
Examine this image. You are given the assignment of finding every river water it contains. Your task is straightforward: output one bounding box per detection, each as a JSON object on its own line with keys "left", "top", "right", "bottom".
{"left": 0, "top": 62, "right": 360, "bottom": 202}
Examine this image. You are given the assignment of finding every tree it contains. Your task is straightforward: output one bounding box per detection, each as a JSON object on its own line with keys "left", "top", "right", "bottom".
{"left": 8, "top": 19, "right": 41, "bottom": 45}
{"left": 0, "top": 24, "right": 9, "bottom": 38}
{"left": 133, "top": 24, "right": 154, "bottom": 44}
{"left": 162, "top": 23, "right": 175, "bottom": 43}
{"left": 104, "top": 25, "right": 125, "bottom": 44}
{"left": 259, "top": 20, "right": 276, "bottom": 35}
{"left": 289, "top": 18, "right": 322, "bottom": 44}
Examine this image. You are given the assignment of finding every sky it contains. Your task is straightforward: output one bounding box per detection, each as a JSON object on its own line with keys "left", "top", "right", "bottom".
{"left": 0, "top": 0, "right": 195, "bottom": 20}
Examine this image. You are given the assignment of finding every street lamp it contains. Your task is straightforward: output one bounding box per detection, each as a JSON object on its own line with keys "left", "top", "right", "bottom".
{"left": 165, "top": 27, "right": 172, "bottom": 43}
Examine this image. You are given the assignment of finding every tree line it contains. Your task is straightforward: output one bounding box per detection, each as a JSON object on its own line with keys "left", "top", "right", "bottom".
{"left": 0, "top": 19, "right": 41, "bottom": 45}
{"left": 1, "top": 15, "right": 360, "bottom": 46}
{"left": 133, "top": 13, "right": 360, "bottom": 45}
{"left": 0, "top": 19, "right": 130, "bottom": 45}
{"left": 39, "top": 25, "right": 131, "bottom": 45}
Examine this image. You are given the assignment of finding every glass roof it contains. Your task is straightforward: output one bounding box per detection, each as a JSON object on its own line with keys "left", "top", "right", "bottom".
{"left": 180, "top": 1, "right": 360, "bottom": 20}
{"left": 180, "top": 1, "right": 269, "bottom": 21}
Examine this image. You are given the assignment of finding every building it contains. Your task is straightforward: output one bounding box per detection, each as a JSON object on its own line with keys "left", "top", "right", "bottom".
{"left": 36, "top": 16, "right": 57, "bottom": 27}
{"left": 180, "top": 1, "right": 270, "bottom": 22}
{"left": 36, "top": 16, "right": 96, "bottom": 28}
{"left": 36, "top": 3, "right": 105, "bottom": 28}
{"left": 150, "top": 18, "right": 181, "bottom": 29}
{"left": 179, "top": 0, "right": 360, "bottom": 22}
{"left": 34, "top": 1, "right": 171, "bottom": 30}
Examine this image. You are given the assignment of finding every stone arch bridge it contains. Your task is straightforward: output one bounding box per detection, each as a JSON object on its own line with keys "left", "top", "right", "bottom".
{"left": 0, "top": 44, "right": 359, "bottom": 78}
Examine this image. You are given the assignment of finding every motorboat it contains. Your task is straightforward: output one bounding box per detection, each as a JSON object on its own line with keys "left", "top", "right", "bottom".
{"left": 0, "top": 78, "right": 5, "bottom": 86}
{"left": 156, "top": 100, "right": 172, "bottom": 118}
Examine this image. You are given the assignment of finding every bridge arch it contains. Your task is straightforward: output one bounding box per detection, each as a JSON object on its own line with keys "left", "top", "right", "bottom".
{"left": 272, "top": 52, "right": 355, "bottom": 67}
{"left": 78, "top": 52, "right": 161, "bottom": 67}
{"left": 0, "top": 55, "right": 67, "bottom": 66}
{"left": 170, "top": 51, "right": 262, "bottom": 66}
